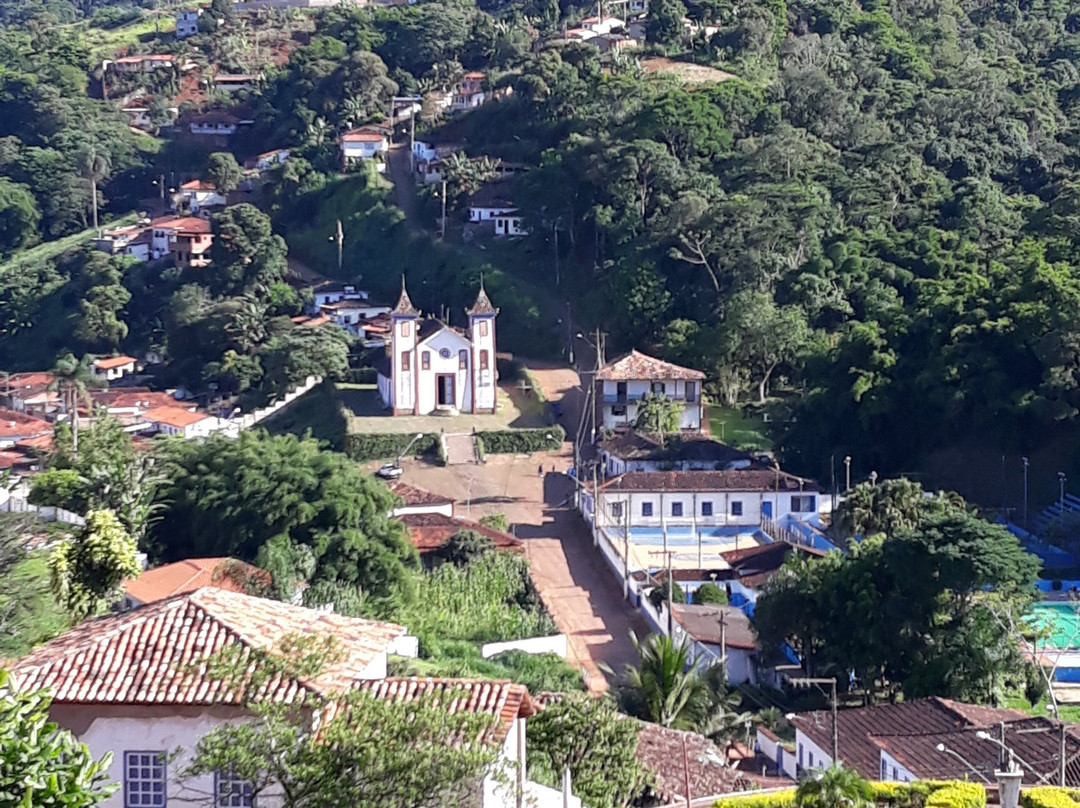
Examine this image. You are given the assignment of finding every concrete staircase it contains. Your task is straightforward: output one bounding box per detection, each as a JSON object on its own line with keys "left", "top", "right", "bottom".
{"left": 443, "top": 433, "right": 479, "bottom": 465}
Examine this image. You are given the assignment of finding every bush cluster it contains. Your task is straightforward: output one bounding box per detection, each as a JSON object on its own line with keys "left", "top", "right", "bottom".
{"left": 345, "top": 433, "right": 441, "bottom": 461}
{"left": 476, "top": 425, "right": 565, "bottom": 454}
{"left": 711, "top": 780, "right": 988, "bottom": 808}
{"left": 1020, "top": 788, "right": 1080, "bottom": 808}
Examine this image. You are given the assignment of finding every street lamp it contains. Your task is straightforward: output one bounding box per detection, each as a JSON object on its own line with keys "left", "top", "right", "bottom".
{"left": 935, "top": 742, "right": 991, "bottom": 783}
{"left": 844, "top": 456, "right": 852, "bottom": 492}
{"left": 869, "top": 471, "right": 878, "bottom": 487}
{"left": 396, "top": 432, "right": 425, "bottom": 465}
{"left": 1059, "top": 472, "right": 1067, "bottom": 513}
{"left": 974, "top": 731, "right": 1052, "bottom": 784}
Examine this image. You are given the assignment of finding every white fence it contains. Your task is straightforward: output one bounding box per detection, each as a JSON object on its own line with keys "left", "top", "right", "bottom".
{"left": 481, "top": 634, "right": 568, "bottom": 659}
{"left": 0, "top": 494, "right": 85, "bottom": 526}
{"left": 229, "top": 375, "right": 322, "bottom": 432}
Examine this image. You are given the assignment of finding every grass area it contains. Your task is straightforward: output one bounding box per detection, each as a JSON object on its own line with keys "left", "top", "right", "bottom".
{"left": 0, "top": 212, "right": 139, "bottom": 275}
{"left": 74, "top": 12, "right": 176, "bottom": 61}
{"left": 343, "top": 384, "right": 544, "bottom": 434}
{"left": 0, "top": 554, "right": 70, "bottom": 658}
{"left": 261, "top": 379, "right": 348, "bottom": 451}
{"left": 1005, "top": 692, "right": 1080, "bottom": 723}
{"left": 708, "top": 405, "right": 774, "bottom": 451}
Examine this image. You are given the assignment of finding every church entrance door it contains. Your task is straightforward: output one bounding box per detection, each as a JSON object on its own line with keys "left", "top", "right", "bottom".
{"left": 437, "top": 374, "right": 455, "bottom": 407}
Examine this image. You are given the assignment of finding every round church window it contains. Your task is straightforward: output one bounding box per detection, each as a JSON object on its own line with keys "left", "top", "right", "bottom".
{"left": 439, "top": 348, "right": 451, "bottom": 359}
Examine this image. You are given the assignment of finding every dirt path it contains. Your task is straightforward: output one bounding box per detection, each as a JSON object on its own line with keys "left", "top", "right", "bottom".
{"left": 386, "top": 144, "right": 420, "bottom": 227}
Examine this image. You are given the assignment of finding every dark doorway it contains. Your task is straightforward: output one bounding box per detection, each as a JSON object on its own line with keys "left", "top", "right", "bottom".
{"left": 437, "top": 374, "right": 455, "bottom": 406}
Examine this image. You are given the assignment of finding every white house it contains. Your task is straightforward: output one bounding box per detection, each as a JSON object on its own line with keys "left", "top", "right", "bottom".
{"left": 309, "top": 282, "right": 371, "bottom": 312}
{"left": 142, "top": 405, "right": 222, "bottom": 438}
{"left": 149, "top": 216, "right": 213, "bottom": 266}
{"left": 591, "top": 469, "right": 829, "bottom": 530}
{"left": 91, "top": 355, "right": 138, "bottom": 381}
{"left": 8, "top": 586, "right": 572, "bottom": 808}
{"left": 599, "top": 431, "right": 754, "bottom": 476}
{"left": 451, "top": 71, "right": 486, "bottom": 111}
{"left": 671, "top": 603, "right": 764, "bottom": 685}
{"left": 177, "top": 180, "right": 226, "bottom": 212}
{"left": 189, "top": 112, "right": 240, "bottom": 137}
{"left": 6, "top": 588, "right": 413, "bottom": 808}
{"left": 213, "top": 73, "right": 261, "bottom": 93}
{"left": 468, "top": 180, "right": 517, "bottom": 223}
{"left": 320, "top": 299, "right": 392, "bottom": 333}
{"left": 581, "top": 14, "right": 625, "bottom": 33}
{"left": 494, "top": 213, "right": 526, "bottom": 236}
{"left": 175, "top": 8, "right": 199, "bottom": 38}
{"left": 245, "top": 148, "right": 290, "bottom": 173}
{"left": 376, "top": 280, "right": 498, "bottom": 416}
{"left": 111, "top": 54, "right": 176, "bottom": 73}
{"left": 340, "top": 128, "right": 389, "bottom": 170}
{"left": 94, "top": 223, "right": 152, "bottom": 262}
{"left": 595, "top": 350, "right": 706, "bottom": 432}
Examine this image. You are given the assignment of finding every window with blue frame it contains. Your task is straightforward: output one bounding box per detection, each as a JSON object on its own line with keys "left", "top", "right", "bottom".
{"left": 701, "top": 501, "right": 713, "bottom": 516}
{"left": 641, "top": 502, "right": 653, "bottom": 517}
{"left": 124, "top": 752, "right": 166, "bottom": 808}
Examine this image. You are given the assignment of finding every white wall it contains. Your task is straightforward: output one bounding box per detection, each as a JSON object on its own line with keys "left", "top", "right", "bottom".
{"left": 391, "top": 316, "right": 417, "bottom": 413}
{"left": 416, "top": 329, "right": 473, "bottom": 413}
{"left": 880, "top": 750, "right": 916, "bottom": 782}
{"left": 342, "top": 140, "right": 387, "bottom": 160}
{"left": 795, "top": 728, "right": 833, "bottom": 772}
{"left": 470, "top": 315, "right": 497, "bottom": 412}
{"left": 481, "top": 634, "right": 567, "bottom": 659}
{"left": 600, "top": 379, "right": 701, "bottom": 430}
{"left": 601, "top": 489, "right": 820, "bottom": 528}
{"left": 49, "top": 704, "right": 285, "bottom": 808}
{"left": 391, "top": 502, "right": 455, "bottom": 518}
{"left": 470, "top": 206, "right": 516, "bottom": 222}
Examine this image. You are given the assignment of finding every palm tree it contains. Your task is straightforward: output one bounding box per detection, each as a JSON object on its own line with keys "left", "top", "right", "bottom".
{"left": 77, "top": 145, "right": 112, "bottom": 231}
{"left": 620, "top": 631, "right": 712, "bottom": 729}
{"left": 795, "top": 767, "right": 873, "bottom": 808}
{"left": 340, "top": 95, "right": 368, "bottom": 129}
{"left": 49, "top": 353, "right": 97, "bottom": 457}
{"left": 306, "top": 116, "right": 330, "bottom": 148}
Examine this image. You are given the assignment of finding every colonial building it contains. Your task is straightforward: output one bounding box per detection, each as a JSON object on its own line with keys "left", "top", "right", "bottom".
{"left": 377, "top": 280, "right": 498, "bottom": 416}
{"left": 595, "top": 350, "right": 706, "bottom": 431}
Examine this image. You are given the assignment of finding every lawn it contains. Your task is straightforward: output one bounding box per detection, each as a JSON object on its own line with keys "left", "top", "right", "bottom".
{"left": 1005, "top": 692, "right": 1080, "bottom": 723}
{"left": 0, "top": 212, "right": 139, "bottom": 276}
{"left": 261, "top": 379, "right": 348, "bottom": 451}
{"left": 708, "top": 405, "right": 774, "bottom": 451}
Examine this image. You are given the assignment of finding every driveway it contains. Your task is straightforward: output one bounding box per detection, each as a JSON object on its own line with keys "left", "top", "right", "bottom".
{"left": 398, "top": 448, "right": 647, "bottom": 692}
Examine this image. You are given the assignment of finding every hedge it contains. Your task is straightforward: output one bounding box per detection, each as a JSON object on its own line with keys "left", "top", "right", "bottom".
{"left": 712, "top": 781, "right": 987, "bottom": 808}
{"left": 476, "top": 425, "right": 565, "bottom": 454}
{"left": 346, "top": 433, "right": 441, "bottom": 462}
{"left": 1021, "top": 787, "right": 1080, "bottom": 808}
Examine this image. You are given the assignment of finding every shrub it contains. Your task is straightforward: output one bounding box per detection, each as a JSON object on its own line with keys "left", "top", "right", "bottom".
{"left": 489, "top": 650, "right": 586, "bottom": 693}
{"left": 922, "top": 781, "right": 986, "bottom": 808}
{"left": 474, "top": 434, "right": 486, "bottom": 462}
{"left": 648, "top": 574, "right": 685, "bottom": 609}
{"left": 693, "top": 582, "right": 728, "bottom": 605}
{"left": 345, "top": 432, "right": 440, "bottom": 461}
{"left": 479, "top": 513, "right": 509, "bottom": 531}
{"left": 1020, "top": 787, "right": 1080, "bottom": 808}
{"left": 435, "top": 529, "right": 496, "bottom": 566}
{"left": 476, "top": 425, "right": 565, "bottom": 454}
{"left": 712, "top": 781, "right": 987, "bottom": 808}
{"left": 712, "top": 789, "right": 797, "bottom": 808}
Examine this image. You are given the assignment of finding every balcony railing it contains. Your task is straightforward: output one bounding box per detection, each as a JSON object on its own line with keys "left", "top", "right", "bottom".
{"left": 603, "top": 393, "right": 693, "bottom": 404}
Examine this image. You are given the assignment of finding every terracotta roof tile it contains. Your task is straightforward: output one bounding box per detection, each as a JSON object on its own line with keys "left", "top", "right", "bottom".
{"left": 342, "top": 129, "right": 388, "bottom": 143}
{"left": 601, "top": 469, "right": 822, "bottom": 494}
{"left": 790, "top": 698, "right": 1028, "bottom": 779}
{"left": 596, "top": 350, "right": 705, "bottom": 381}
{"left": 399, "top": 513, "right": 523, "bottom": 554}
{"left": 387, "top": 480, "right": 454, "bottom": 507}
{"left": 143, "top": 405, "right": 212, "bottom": 428}
{"left": 354, "top": 678, "right": 534, "bottom": 745}
{"left": 9, "top": 587, "right": 407, "bottom": 705}
{"left": 0, "top": 408, "right": 53, "bottom": 439}
{"left": 181, "top": 180, "right": 217, "bottom": 191}
{"left": 89, "top": 389, "right": 187, "bottom": 413}
{"left": 150, "top": 216, "right": 212, "bottom": 234}
{"left": 636, "top": 723, "right": 747, "bottom": 803}
{"left": 93, "top": 355, "right": 137, "bottom": 370}
{"left": 123, "top": 558, "right": 269, "bottom": 604}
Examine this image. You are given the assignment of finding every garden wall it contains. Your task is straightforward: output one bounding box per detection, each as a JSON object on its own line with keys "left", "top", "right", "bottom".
{"left": 481, "top": 634, "right": 568, "bottom": 659}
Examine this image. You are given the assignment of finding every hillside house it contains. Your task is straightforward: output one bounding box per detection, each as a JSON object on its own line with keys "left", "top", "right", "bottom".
{"left": 319, "top": 298, "right": 392, "bottom": 333}
{"left": 94, "top": 222, "right": 152, "bottom": 262}
{"left": 150, "top": 216, "right": 213, "bottom": 266}
{"left": 213, "top": 73, "right": 262, "bottom": 93}
{"left": 308, "top": 282, "right": 378, "bottom": 313}
{"left": 0, "top": 408, "right": 53, "bottom": 448}
{"left": 341, "top": 127, "right": 389, "bottom": 170}
{"left": 175, "top": 8, "right": 200, "bottom": 38}
{"left": 595, "top": 32, "right": 638, "bottom": 52}
{"left": 582, "top": 14, "right": 625, "bottom": 33}
{"left": 376, "top": 281, "right": 498, "bottom": 416}
{"left": 91, "top": 355, "right": 138, "bottom": 381}
{"left": 188, "top": 112, "right": 241, "bottom": 137}
{"left": 599, "top": 431, "right": 754, "bottom": 476}
{"left": 6, "top": 588, "right": 414, "bottom": 808}
{"left": 0, "top": 372, "right": 59, "bottom": 416}
{"left": 111, "top": 54, "right": 177, "bottom": 73}
{"left": 468, "top": 181, "right": 517, "bottom": 225}
{"left": 671, "top": 603, "right": 766, "bottom": 685}
{"left": 451, "top": 71, "right": 487, "bottom": 111}
{"left": 120, "top": 100, "right": 177, "bottom": 131}
{"left": 245, "top": 148, "right": 290, "bottom": 173}
{"left": 177, "top": 180, "right": 226, "bottom": 212}
{"left": 120, "top": 558, "right": 269, "bottom": 610}
{"left": 142, "top": 405, "right": 221, "bottom": 438}
{"left": 595, "top": 350, "right": 706, "bottom": 431}
{"left": 85, "top": 389, "right": 193, "bottom": 425}
{"left": 767, "top": 699, "right": 1080, "bottom": 784}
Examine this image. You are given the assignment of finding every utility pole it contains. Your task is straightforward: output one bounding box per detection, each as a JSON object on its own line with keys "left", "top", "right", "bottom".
{"left": 718, "top": 609, "right": 728, "bottom": 679}
{"left": 1061, "top": 721, "right": 1067, "bottom": 787}
{"left": 623, "top": 505, "right": 630, "bottom": 600}
{"left": 1023, "top": 457, "right": 1030, "bottom": 531}
{"left": 553, "top": 221, "right": 560, "bottom": 286}
{"left": 335, "top": 218, "right": 344, "bottom": 273}
{"left": 844, "top": 455, "right": 852, "bottom": 492}
{"left": 789, "top": 676, "right": 840, "bottom": 766}
{"left": 440, "top": 178, "right": 448, "bottom": 239}
{"left": 649, "top": 548, "right": 677, "bottom": 636}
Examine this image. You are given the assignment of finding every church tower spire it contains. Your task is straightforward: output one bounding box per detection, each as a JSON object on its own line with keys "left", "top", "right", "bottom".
{"left": 392, "top": 275, "right": 419, "bottom": 317}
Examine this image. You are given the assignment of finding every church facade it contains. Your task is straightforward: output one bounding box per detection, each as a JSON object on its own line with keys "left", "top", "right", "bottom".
{"left": 377, "top": 280, "right": 499, "bottom": 415}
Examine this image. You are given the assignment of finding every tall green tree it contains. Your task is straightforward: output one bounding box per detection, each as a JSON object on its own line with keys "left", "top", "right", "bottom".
{"left": 50, "top": 508, "right": 141, "bottom": 622}
{"left": 618, "top": 631, "right": 712, "bottom": 729}
{"left": 634, "top": 391, "right": 684, "bottom": 441}
{"left": 527, "top": 694, "right": 652, "bottom": 808}
{"left": 76, "top": 144, "right": 111, "bottom": 231}
{"left": 205, "top": 151, "right": 245, "bottom": 195}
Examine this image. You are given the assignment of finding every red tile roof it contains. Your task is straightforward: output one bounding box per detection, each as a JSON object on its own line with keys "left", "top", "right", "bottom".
{"left": 596, "top": 349, "right": 705, "bottom": 381}
{"left": 399, "top": 513, "right": 523, "bottom": 554}
{"left": 89, "top": 389, "right": 189, "bottom": 413}
{"left": 0, "top": 449, "right": 35, "bottom": 469}
{"left": 93, "top": 355, "right": 137, "bottom": 370}
{"left": 601, "top": 469, "right": 822, "bottom": 494}
{"left": 0, "top": 408, "right": 53, "bottom": 439}
{"left": 15, "top": 434, "right": 53, "bottom": 452}
{"left": 636, "top": 723, "right": 748, "bottom": 803}
{"left": 387, "top": 480, "right": 455, "bottom": 507}
{"left": 354, "top": 677, "right": 534, "bottom": 744}
{"left": 181, "top": 180, "right": 217, "bottom": 191}
{"left": 8, "top": 587, "right": 407, "bottom": 705}
{"left": 143, "top": 405, "right": 212, "bottom": 428}
{"left": 123, "top": 558, "right": 269, "bottom": 604}
{"left": 790, "top": 698, "right": 1028, "bottom": 779}
{"left": 462, "top": 70, "right": 486, "bottom": 79}
{"left": 150, "top": 216, "right": 212, "bottom": 234}
{"left": 341, "top": 129, "right": 388, "bottom": 143}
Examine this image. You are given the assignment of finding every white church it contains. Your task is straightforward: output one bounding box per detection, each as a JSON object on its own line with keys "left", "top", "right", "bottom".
{"left": 376, "top": 279, "right": 499, "bottom": 415}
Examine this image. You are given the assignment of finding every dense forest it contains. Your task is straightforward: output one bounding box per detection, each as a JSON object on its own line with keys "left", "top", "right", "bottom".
{"left": 2, "top": 0, "right": 1079, "bottom": 493}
